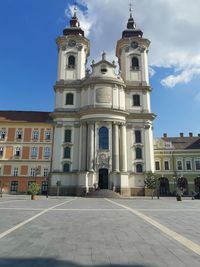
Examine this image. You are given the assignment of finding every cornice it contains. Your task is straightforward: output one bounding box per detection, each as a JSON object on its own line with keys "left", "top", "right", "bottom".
{"left": 127, "top": 112, "right": 156, "bottom": 121}
{"left": 54, "top": 76, "right": 126, "bottom": 92}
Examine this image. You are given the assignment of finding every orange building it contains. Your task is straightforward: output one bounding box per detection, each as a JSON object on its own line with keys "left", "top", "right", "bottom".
{"left": 0, "top": 111, "right": 53, "bottom": 194}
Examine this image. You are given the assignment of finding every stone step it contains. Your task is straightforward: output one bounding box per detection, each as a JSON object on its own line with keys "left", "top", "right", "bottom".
{"left": 86, "top": 189, "right": 121, "bottom": 198}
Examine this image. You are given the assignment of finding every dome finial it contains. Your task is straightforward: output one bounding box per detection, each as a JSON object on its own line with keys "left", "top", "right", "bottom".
{"left": 129, "top": 2, "right": 133, "bottom": 19}
{"left": 74, "top": 0, "right": 77, "bottom": 18}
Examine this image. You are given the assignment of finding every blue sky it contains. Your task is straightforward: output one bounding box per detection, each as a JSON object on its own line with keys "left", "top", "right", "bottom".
{"left": 0, "top": 0, "right": 200, "bottom": 138}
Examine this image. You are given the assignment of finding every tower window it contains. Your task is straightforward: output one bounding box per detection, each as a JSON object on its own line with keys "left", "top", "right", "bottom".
{"left": 133, "top": 94, "right": 140, "bottom": 106}
{"left": 136, "top": 147, "right": 142, "bottom": 159}
{"left": 66, "top": 93, "right": 74, "bottom": 105}
{"left": 68, "top": 55, "right": 75, "bottom": 68}
{"left": 64, "top": 129, "right": 72, "bottom": 143}
{"left": 64, "top": 147, "right": 71, "bottom": 159}
{"left": 99, "top": 127, "right": 109, "bottom": 150}
{"left": 136, "top": 164, "right": 143, "bottom": 173}
{"left": 132, "top": 56, "right": 139, "bottom": 70}
{"left": 63, "top": 163, "right": 70, "bottom": 173}
{"left": 135, "top": 130, "right": 141, "bottom": 143}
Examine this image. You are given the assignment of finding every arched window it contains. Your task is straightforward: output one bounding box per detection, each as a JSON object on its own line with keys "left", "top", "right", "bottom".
{"left": 64, "top": 147, "right": 71, "bottom": 159}
{"left": 68, "top": 55, "right": 75, "bottom": 68}
{"left": 63, "top": 163, "right": 70, "bottom": 173}
{"left": 66, "top": 93, "right": 74, "bottom": 105}
{"left": 133, "top": 94, "right": 140, "bottom": 106}
{"left": 135, "top": 130, "right": 141, "bottom": 143}
{"left": 132, "top": 56, "right": 139, "bottom": 69}
{"left": 136, "top": 164, "right": 143, "bottom": 173}
{"left": 99, "top": 127, "right": 109, "bottom": 150}
{"left": 136, "top": 147, "right": 142, "bottom": 159}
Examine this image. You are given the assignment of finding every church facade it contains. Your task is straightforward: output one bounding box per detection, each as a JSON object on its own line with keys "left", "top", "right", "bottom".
{"left": 50, "top": 8, "right": 155, "bottom": 196}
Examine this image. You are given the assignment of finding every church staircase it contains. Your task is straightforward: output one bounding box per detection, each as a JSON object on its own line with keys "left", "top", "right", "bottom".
{"left": 86, "top": 189, "right": 121, "bottom": 198}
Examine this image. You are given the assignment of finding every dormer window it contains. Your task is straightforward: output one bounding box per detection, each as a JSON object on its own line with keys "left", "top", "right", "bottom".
{"left": 68, "top": 55, "right": 75, "bottom": 69}
{"left": 101, "top": 64, "right": 107, "bottom": 74}
{"left": 132, "top": 56, "right": 139, "bottom": 70}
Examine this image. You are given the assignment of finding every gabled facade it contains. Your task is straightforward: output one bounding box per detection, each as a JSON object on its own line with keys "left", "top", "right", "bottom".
{"left": 50, "top": 7, "right": 155, "bottom": 196}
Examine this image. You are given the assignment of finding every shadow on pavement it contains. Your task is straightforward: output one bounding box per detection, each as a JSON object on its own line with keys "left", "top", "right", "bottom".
{"left": 0, "top": 258, "right": 152, "bottom": 267}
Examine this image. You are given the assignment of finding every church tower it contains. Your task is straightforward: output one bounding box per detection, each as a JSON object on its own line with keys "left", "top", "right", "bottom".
{"left": 115, "top": 6, "right": 155, "bottom": 195}
{"left": 56, "top": 5, "right": 90, "bottom": 81}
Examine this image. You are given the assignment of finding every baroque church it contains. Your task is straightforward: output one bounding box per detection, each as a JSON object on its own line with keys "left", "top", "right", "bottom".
{"left": 50, "top": 6, "right": 155, "bottom": 196}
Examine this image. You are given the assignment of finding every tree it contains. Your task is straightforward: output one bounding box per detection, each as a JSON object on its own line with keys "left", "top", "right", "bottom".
{"left": 144, "top": 171, "right": 157, "bottom": 199}
{"left": 28, "top": 182, "right": 40, "bottom": 200}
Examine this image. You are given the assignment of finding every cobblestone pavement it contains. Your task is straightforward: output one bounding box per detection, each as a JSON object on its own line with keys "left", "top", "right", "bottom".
{"left": 0, "top": 195, "right": 200, "bottom": 267}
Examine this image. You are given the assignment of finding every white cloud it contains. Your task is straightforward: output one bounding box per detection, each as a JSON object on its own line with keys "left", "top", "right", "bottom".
{"left": 149, "top": 67, "right": 156, "bottom": 78}
{"left": 161, "top": 68, "right": 200, "bottom": 88}
{"left": 65, "top": 0, "right": 200, "bottom": 87}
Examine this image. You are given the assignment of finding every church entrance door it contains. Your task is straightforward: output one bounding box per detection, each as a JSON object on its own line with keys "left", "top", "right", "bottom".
{"left": 99, "top": 168, "right": 108, "bottom": 189}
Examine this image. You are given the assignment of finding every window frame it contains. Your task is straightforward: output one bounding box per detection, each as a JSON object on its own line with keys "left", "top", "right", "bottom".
{"left": 133, "top": 94, "right": 141, "bottom": 107}
{"left": 65, "top": 93, "right": 74, "bottom": 105}
{"left": 63, "top": 163, "right": 70, "bottom": 173}
{"left": 64, "top": 129, "right": 72, "bottom": 143}
{"left": 131, "top": 56, "right": 139, "bottom": 70}
{"left": 135, "top": 130, "right": 141, "bottom": 143}
{"left": 16, "top": 129, "right": 23, "bottom": 140}
{"left": 13, "top": 167, "right": 18, "bottom": 177}
{"left": 99, "top": 127, "right": 109, "bottom": 150}
{"left": 135, "top": 147, "right": 142, "bottom": 159}
{"left": 67, "top": 55, "right": 76, "bottom": 69}
{"left": 195, "top": 159, "right": 200, "bottom": 170}
{"left": 31, "top": 147, "right": 38, "bottom": 158}
{"left": 32, "top": 130, "right": 39, "bottom": 140}
{"left": 0, "top": 147, "right": 4, "bottom": 157}
{"left": 45, "top": 131, "right": 51, "bottom": 141}
{"left": 155, "top": 161, "right": 160, "bottom": 171}
{"left": 164, "top": 160, "right": 170, "bottom": 171}
{"left": 63, "top": 147, "right": 71, "bottom": 159}
{"left": 177, "top": 160, "right": 183, "bottom": 171}
{"left": 44, "top": 147, "right": 50, "bottom": 158}
{"left": 136, "top": 164, "right": 143, "bottom": 173}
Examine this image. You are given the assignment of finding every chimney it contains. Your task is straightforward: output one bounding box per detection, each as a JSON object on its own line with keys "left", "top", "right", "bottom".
{"left": 189, "top": 132, "right": 193, "bottom": 137}
{"left": 163, "top": 133, "right": 167, "bottom": 138}
{"left": 180, "top": 133, "right": 184, "bottom": 137}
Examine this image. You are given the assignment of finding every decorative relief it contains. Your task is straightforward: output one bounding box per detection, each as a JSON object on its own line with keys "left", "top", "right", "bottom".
{"left": 97, "top": 153, "right": 110, "bottom": 169}
{"left": 96, "top": 87, "right": 112, "bottom": 103}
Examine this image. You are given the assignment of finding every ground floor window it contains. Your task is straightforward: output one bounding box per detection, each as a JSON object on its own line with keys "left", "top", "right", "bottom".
{"left": 10, "top": 181, "right": 18, "bottom": 192}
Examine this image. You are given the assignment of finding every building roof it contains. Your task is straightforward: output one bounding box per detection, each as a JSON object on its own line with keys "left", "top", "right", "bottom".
{"left": 0, "top": 111, "right": 53, "bottom": 123}
{"left": 162, "top": 136, "right": 200, "bottom": 150}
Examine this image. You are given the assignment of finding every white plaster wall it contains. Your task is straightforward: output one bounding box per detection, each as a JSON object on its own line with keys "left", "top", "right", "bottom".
{"left": 52, "top": 126, "right": 63, "bottom": 171}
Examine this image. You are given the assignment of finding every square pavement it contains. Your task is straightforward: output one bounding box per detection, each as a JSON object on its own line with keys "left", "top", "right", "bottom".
{"left": 0, "top": 195, "right": 200, "bottom": 266}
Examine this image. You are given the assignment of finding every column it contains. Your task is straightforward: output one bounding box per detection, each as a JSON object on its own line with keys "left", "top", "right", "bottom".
{"left": 112, "top": 122, "right": 119, "bottom": 172}
{"left": 87, "top": 122, "right": 95, "bottom": 171}
{"left": 120, "top": 123, "right": 127, "bottom": 172}
{"left": 81, "top": 123, "right": 87, "bottom": 171}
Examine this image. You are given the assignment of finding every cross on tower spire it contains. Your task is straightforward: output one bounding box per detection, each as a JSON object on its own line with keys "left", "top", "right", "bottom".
{"left": 74, "top": 0, "right": 77, "bottom": 18}
{"left": 129, "top": 2, "right": 133, "bottom": 18}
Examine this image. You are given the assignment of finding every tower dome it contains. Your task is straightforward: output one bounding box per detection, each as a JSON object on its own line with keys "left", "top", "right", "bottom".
{"left": 63, "top": 3, "right": 84, "bottom": 37}
{"left": 122, "top": 4, "right": 143, "bottom": 38}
